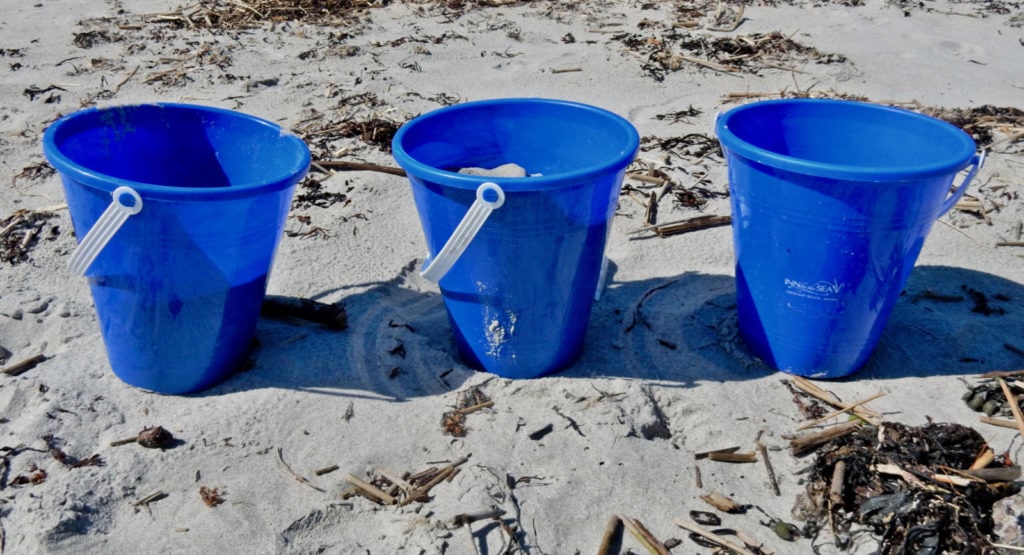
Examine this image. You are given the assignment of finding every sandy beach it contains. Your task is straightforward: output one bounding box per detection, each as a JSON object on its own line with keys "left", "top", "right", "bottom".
{"left": 2, "top": 0, "right": 1023, "bottom": 553}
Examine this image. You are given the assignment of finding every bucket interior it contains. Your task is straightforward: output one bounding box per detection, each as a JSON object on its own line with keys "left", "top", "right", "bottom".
{"left": 718, "top": 100, "right": 976, "bottom": 180}
{"left": 45, "top": 104, "right": 309, "bottom": 194}
{"left": 393, "top": 99, "right": 639, "bottom": 189}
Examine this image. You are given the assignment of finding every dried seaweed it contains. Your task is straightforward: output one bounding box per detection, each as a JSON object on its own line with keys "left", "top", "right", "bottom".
{"left": 617, "top": 28, "right": 846, "bottom": 81}
{"left": 1, "top": 209, "right": 59, "bottom": 265}
{"left": 799, "top": 422, "right": 1020, "bottom": 553}
{"left": 919, "top": 105, "right": 1024, "bottom": 147}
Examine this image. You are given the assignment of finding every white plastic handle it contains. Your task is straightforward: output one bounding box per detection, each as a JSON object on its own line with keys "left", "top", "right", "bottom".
{"left": 69, "top": 186, "right": 143, "bottom": 276}
{"left": 937, "top": 151, "right": 986, "bottom": 217}
{"left": 420, "top": 182, "right": 505, "bottom": 282}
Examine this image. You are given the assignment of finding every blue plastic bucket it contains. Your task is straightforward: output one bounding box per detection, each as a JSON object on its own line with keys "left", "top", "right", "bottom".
{"left": 43, "top": 103, "right": 310, "bottom": 394}
{"left": 392, "top": 98, "right": 639, "bottom": 378}
{"left": 716, "top": 99, "right": 981, "bottom": 378}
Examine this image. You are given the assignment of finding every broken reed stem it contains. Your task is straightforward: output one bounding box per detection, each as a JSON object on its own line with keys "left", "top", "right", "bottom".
{"left": 796, "top": 391, "right": 887, "bottom": 430}
{"left": 996, "top": 377, "right": 1024, "bottom": 439}
{"left": 755, "top": 441, "right": 780, "bottom": 496}
{"left": 981, "top": 415, "right": 1018, "bottom": 430}
{"left": 694, "top": 465, "right": 703, "bottom": 488}
{"left": 706, "top": 451, "right": 757, "bottom": 463}
{"left": 451, "top": 508, "right": 506, "bottom": 527}
{"left": 789, "top": 376, "right": 881, "bottom": 425}
{"left": 277, "top": 448, "right": 327, "bottom": 493}
{"left": 375, "top": 467, "right": 414, "bottom": 493}
{"left": 829, "top": 460, "right": 846, "bottom": 506}
{"left": 673, "top": 518, "right": 758, "bottom": 555}
{"left": 313, "top": 160, "right": 407, "bottom": 177}
{"left": 996, "top": 241, "right": 1024, "bottom": 247}
{"left": 694, "top": 446, "right": 740, "bottom": 460}
{"left": 980, "top": 368, "right": 1024, "bottom": 379}
{"left": 633, "top": 215, "right": 731, "bottom": 237}
{"left": 970, "top": 448, "right": 995, "bottom": 470}
{"left": 618, "top": 514, "right": 670, "bottom": 555}
{"left": 456, "top": 399, "right": 494, "bottom": 415}
{"left": 597, "top": 515, "right": 623, "bottom": 555}
{"left": 790, "top": 421, "right": 862, "bottom": 456}
{"left": 345, "top": 474, "right": 397, "bottom": 505}
{"left": 1, "top": 354, "right": 47, "bottom": 376}
{"left": 110, "top": 436, "right": 137, "bottom": 447}
{"left": 314, "top": 465, "right": 339, "bottom": 476}
{"left": 133, "top": 491, "right": 168, "bottom": 506}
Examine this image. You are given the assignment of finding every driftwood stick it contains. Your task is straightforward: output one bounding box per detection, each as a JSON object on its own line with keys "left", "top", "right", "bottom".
{"left": 618, "top": 514, "right": 670, "bottom": 555}
{"left": 997, "top": 377, "right": 1024, "bottom": 439}
{"left": 706, "top": 451, "right": 757, "bottom": 463}
{"left": 451, "top": 508, "right": 506, "bottom": 527}
{"left": 980, "top": 368, "right": 1024, "bottom": 379}
{"left": 674, "top": 518, "right": 758, "bottom": 555}
{"left": 756, "top": 441, "right": 780, "bottom": 496}
{"left": 981, "top": 416, "right": 1018, "bottom": 430}
{"left": 633, "top": 215, "right": 731, "bottom": 237}
{"left": 829, "top": 460, "right": 846, "bottom": 505}
{"left": 1, "top": 354, "right": 47, "bottom": 376}
{"left": 457, "top": 400, "right": 495, "bottom": 415}
{"left": 314, "top": 465, "right": 339, "bottom": 476}
{"left": 789, "top": 421, "right": 862, "bottom": 456}
{"left": 277, "top": 448, "right": 327, "bottom": 493}
{"left": 694, "top": 446, "right": 740, "bottom": 459}
{"left": 597, "top": 514, "right": 623, "bottom": 555}
{"left": 313, "top": 160, "right": 407, "bottom": 177}
{"left": 344, "top": 474, "right": 396, "bottom": 505}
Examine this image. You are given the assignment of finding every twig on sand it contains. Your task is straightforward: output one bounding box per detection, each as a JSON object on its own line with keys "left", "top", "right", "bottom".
{"left": 996, "top": 377, "right": 1024, "bottom": 439}
{"left": 278, "top": 448, "right": 326, "bottom": 493}
{"left": 789, "top": 376, "right": 881, "bottom": 425}
{"left": 313, "top": 160, "right": 406, "bottom": 177}
{"left": 631, "top": 215, "right": 731, "bottom": 238}
{"left": 597, "top": 515, "right": 623, "bottom": 555}
{"left": 795, "top": 392, "right": 887, "bottom": 430}
{"left": 618, "top": 514, "right": 670, "bottom": 555}
{"left": 756, "top": 439, "right": 780, "bottom": 496}
{"left": 788, "top": 421, "right": 862, "bottom": 456}
{"left": 344, "top": 473, "right": 396, "bottom": 505}
{"left": 1, "top": 354, "right": 47, "bottom": 377}
{"left": 674, "top": 518, "right": 758, "bottom": 555}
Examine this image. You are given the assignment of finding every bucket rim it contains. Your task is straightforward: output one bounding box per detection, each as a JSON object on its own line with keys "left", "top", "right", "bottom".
{"left": 42, "top": 102, "right": 311, "bottom": 201}
{"left": 391, "top": 97, "right": 640, "bottom": 191}
{"left": 715, "top": 98, "right": 978, "bottom": 182}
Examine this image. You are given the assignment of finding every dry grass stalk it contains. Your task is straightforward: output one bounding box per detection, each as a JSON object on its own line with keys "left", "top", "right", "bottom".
{"left": 970, "top": 448, "right": 995, "bottom": 470}
{"left": 618, "top": 514, "right": 670, "bottom": 555}
{"left": 706, "top": 451, "right": 757, "bottom": 463}
{"left": 996, "top": 377, "right": 1024, "bottom": 439}
{"left": 314, "top": 160, "right": 407, "bottom": 177}
{"left": 980, "top": 415, "right": 1018, "bottom": 429}
{"left": 344, "top": 474, "right": 396, "bottom": 505}
{"left": 597, "top": 515, "right": 623, "bottom": 555}
{"left": 789, "top": 376, "right": 881, "bottom": 425}
{"left": 634, "top": 215, "right": 731, "bottom": 237}
{"left": 829, "top": 460, "right": 846, "bottom": 505}
{"left": 755, "top": 441, "right": 780, "bottom": 496}
{"left": 456, "top": 399, "right": 494, "bottom": 415}
{"left": 694, "top": 446, "right": 740, "bottom": 460}
{"left": 795, "top": 391, "right": 887, "bottom": 431}
{"left": 789, "top": 421, "right": 862, "bottom": 456}
{"left": 673, "top": 518, "right": 758, "bottom": 555}
{"left": 699, "top": 492, "right": 744, "bottom": 513}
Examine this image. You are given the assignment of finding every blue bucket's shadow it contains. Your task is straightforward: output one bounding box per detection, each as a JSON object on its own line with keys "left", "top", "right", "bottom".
{"left": 204, "top": 263, "right": 1022, "bottom": 397}
{"left": 566, "top": 264, "right": 1023, "bottom": 383}
{"left": 199, "top": 269, "right": 474, "bottom": 400}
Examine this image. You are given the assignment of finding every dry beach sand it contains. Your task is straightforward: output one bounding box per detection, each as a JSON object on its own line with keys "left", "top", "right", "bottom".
{"left": 2, "top": 0, "right": 1024, "bottom": 553}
